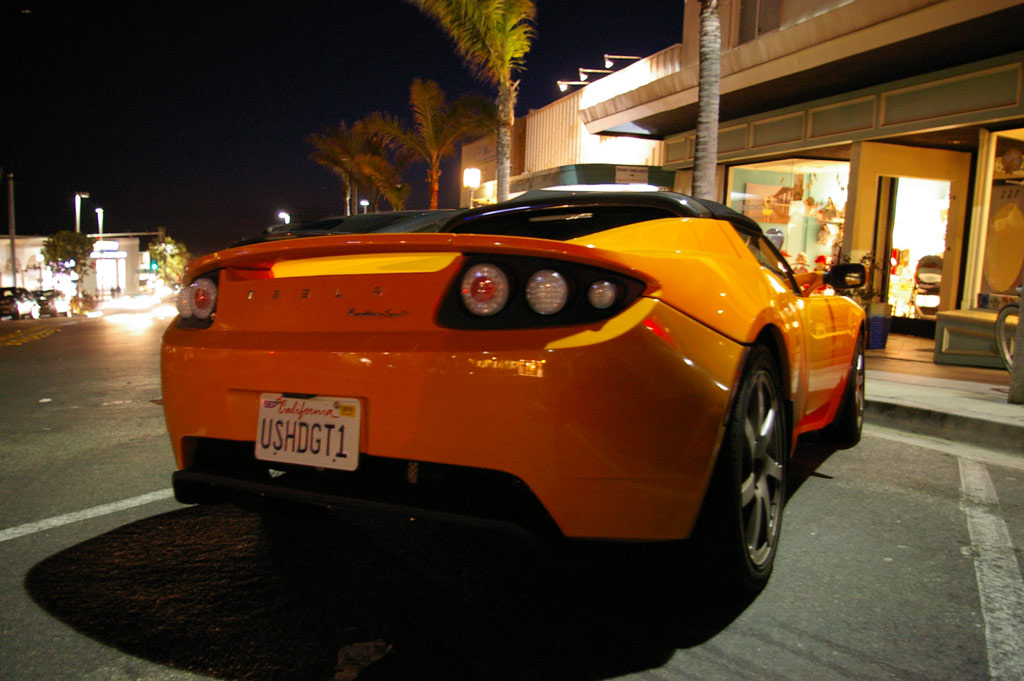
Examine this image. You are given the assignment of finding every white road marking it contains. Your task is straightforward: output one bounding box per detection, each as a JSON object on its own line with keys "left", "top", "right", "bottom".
{"left": 0, "top": 489, "right": 175, "bottom": 544}
{"left": 865, "top": 424, "right": 1024, "bottom": 472}
{"left": 958, "top": 458, "right": 1024, "bottom": 681}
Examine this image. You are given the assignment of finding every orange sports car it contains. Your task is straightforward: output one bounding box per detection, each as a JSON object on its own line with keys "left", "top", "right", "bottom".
{"left": 161, "top": 188, "right": 866, "bottom": 592}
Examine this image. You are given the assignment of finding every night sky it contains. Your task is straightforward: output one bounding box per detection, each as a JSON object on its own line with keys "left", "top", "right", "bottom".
{"left": 4, "top": 2, "right": 683, "bottom": 256}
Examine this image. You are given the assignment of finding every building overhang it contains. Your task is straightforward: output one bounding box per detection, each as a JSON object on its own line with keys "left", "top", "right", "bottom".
{"left": 581, "top": 0, "right": 1024, "bottom": 139}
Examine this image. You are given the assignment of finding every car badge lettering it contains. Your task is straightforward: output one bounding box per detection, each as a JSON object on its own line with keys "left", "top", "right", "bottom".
{"left": 348, "top": 307, "right": 409, "bottom": 318}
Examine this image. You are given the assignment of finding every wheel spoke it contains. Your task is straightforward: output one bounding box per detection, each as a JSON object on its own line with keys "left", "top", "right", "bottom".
{"left": 763, "top": 455, "right": 783, "bottom": 485}
{"left": 740, "top": 472, "right": 756, "bottom": 506}
{"left": 745, "top": 492, "right": 765, "bottom": 549}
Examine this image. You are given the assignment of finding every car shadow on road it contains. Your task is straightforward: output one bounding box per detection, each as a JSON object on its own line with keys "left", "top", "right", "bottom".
{"left": 25, "top": 503, "right": 760, "bottom": 681}
{"left": 788, "top": 434, "right": 846, "bottom": 497}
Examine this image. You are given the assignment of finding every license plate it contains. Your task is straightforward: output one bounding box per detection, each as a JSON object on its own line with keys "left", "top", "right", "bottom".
{"left": 255, "top": 393, "right": 361, "bottom": 471}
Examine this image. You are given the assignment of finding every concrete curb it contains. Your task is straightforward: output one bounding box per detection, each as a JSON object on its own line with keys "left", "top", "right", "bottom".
{"left": 865, "top": 399, "right": 1024, "bottom": 456}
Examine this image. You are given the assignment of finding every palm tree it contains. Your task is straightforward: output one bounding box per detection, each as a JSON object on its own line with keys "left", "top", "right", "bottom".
{"left": 366, "top": 79, "right": 494, "bottom": 209}
{"left": 307, "top": 120, "right": 378, "bottom": 215}
{"left": 357, "top": 153, "right": 412, "bottom": 211}
{"left": 692, "top": 0, "right": 721, "bottom": 200}
{"left": 408, "top": 0, "right": 536, "bottom": 203}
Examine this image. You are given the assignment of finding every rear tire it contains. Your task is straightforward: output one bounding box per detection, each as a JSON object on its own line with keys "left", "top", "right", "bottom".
{"left": 824, "top": 332, "right": 865, "bottom": 446}
{"left": 693, "top": 345, "right": 787, "bottom": 596}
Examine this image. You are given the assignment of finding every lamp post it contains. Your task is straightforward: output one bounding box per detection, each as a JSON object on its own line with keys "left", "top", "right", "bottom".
{"left": 7, "top": 172, "right": 16, "bottom": 288}
{"left": 463, "top": 167, "right": 481, "bottom": 208}
{"left": 359, "top": 199, "right": 369, "bottom": 214}
{"left": 74, "top": 191, "right": 89, "bottom": 233}
{"left": 95, "top": 207, "right": 104, "bottom": 236}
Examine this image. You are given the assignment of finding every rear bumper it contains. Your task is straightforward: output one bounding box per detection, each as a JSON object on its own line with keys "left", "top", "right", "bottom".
{"left": 172, "top": 438, "right": 562, "bottom": 542}
{"left": 161, "top": 299, "right": 744, "bottom": 540}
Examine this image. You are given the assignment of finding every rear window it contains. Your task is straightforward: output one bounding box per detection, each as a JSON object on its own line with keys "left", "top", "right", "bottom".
{"left": 444, "top": 205, "right": 681, "bottom": 241}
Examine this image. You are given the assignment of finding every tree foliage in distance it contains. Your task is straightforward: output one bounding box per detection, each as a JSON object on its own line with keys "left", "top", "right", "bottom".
{"left": 407, "top": 0, "right": 536, "bottom": 203}
{"left": 40, "top": 231, "right": 94, "bottom": 284}
{"left": 308, "top": 120, "right": 374, "bottom": 215}
{"left": 366, "top": 79, "right": 495, "bottom": 209}
{"left": 148, "top": 235, "right": 190, "bottom": 284}
{"left": 357, "top": 154, "right": 412, "bottom": 211}
{"left": 308, "top": 120, "right": 409, "bottom": 213}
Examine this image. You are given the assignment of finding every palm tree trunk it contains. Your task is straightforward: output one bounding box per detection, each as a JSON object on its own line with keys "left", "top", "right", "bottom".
{"left": 693, "top": 0, "right": 721, "bottom": 200}
{"left": 496, "top": 84, "right": 514, "bottom": 203}
{"left": 427, "top": 167, "right": 441, "bottom": 209}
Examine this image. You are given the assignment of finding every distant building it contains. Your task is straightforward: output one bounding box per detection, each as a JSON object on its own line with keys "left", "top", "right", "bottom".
{"left": 2, "top": 234, "right": 143, "bottom": 298}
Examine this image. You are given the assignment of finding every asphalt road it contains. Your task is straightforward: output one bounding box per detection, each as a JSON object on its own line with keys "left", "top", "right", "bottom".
{"left": 1, "top": 306, "right": 1022, "bottom": 681}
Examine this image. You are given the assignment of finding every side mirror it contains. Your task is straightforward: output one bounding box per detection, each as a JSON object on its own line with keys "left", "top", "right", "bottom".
{"left": 825, "top": 263, "right": 866, "bottom": 290}
{"left": 765, "top": 227, "right": 784, "bottom": 250}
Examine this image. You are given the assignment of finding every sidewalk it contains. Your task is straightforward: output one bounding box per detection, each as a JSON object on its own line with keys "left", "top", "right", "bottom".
{"left": 864, "top": 334, "right": 1024, "bottom": 455}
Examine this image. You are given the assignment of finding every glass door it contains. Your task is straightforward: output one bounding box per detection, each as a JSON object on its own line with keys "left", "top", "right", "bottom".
{"left": 883, "top": 178, "right": 950, "bottom": 319}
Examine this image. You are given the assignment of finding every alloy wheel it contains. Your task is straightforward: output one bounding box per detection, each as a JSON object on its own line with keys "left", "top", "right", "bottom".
{"left": 738, "top": 370, "right": 785, "bottom": 568}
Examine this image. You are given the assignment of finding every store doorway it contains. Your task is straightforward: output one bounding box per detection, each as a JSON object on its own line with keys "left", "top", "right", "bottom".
{"left": 877, "top": 176, "right": 951, "bottom": 330}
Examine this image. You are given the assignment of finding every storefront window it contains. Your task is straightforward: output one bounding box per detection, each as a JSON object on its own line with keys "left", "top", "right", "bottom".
{"left": 727, "top": 159, "right": 850, "bottom": 275}
{"left": 979, "top": 134, "right": 1024, "bottom": 309}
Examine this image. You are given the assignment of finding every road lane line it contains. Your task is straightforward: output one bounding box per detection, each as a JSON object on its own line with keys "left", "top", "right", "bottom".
{"left": 0, "top": 489, "right": 175, "bottom": 544}
{"left": 0, "top": 327, "right": 58, "bottom": 346}
{"left": 958, "top": 458, "right": 1024, "bottom": 681}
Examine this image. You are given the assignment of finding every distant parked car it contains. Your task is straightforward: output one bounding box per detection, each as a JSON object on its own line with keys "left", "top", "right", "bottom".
{"left": 0, "top": 287, "right": 40, "bottom": 319}
{"left": 35, "top": 290, "right": 72, "bottom": 317}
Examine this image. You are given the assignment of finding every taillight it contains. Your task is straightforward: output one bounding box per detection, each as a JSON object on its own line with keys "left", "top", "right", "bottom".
{"left": 525, "top": 270, "right": 568, "bottom": 315}
{"left": 439, "top": 256, "right": 644, "bottom": 329}
{"left": 176, "top": 274, "right": 219, "bottom": 328}
{"left": 460, "top": 264, "right": 510, "bottom": 316}
{"left": 587, "top": 280, "right": 620, "bottom": 310}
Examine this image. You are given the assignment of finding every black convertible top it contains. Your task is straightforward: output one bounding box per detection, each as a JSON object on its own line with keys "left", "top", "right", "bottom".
{"left": 441, "top": 187, "right": 763, "bottom": 241}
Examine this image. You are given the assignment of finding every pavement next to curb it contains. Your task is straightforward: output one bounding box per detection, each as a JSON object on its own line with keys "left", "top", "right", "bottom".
{"left": 865, "top": 369, "right": 1024, "bottom": 456}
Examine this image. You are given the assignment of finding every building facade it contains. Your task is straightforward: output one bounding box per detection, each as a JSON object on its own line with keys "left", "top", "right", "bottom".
{"left": 2, "top": 234, "right": 144, "bottom": 300}
{"left": 461, "top": 0, "right": 1024, "bottom": 337}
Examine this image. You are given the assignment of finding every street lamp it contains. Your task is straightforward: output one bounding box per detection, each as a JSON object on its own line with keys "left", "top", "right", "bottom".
{"left": 578, "top": 68, "right": 613, "bottom": 81}
{"left": 557, "top": 80, "right": 587, "bottom": 92}
{"left": 463, "top": 167, "right": 481, "bottom": 208}
{"left": 603, "top": 54, "right": 641, "bottom": 69}
{"left": 359, "top": 199, "right": 370, "bottom": 214}
{"left": 95, "top": 207, "right": 104, "bottom": 236}
{"left": 277, "top": 211, "right": 291, "bottom": 224}
{"left": 74, "top": 192, "right": 89, "bottom": 233}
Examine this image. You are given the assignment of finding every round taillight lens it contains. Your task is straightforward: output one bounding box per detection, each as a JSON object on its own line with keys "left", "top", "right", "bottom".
{"left": 526, "top": 270, "right": 568, "bottom": 315}
{"left": 460, "top": 264, "right": 509, "bottom": 316}
{"left": 587, "top": 280, "right": 620, "bottom": 309}
{"left": 178, "top": 278, "right": 218, "bottom": 320}
{"left": 176, "top": 287, "right": 193, "bottom": 317}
